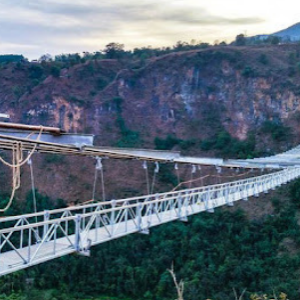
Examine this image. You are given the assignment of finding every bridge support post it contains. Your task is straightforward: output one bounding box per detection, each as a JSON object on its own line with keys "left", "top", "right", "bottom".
{"left": 137, "top": 203, "right": 149, "bottom": 234}
{"left": 75, "top": 214, "right": 82, "bottom": 252}
{"left": 43, "top": 210, "right": 50, "bottom": 240}
{"left": 225, "top": 187, "right": 233, "bottom": 206}
{"left": 180, "top": 192, "right": 189, "bottom": 222}
{"left": 110, "top": 200, "right": 116, "bottom": 236}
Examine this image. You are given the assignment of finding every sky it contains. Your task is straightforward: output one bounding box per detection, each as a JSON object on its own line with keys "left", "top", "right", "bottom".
{"left": 0, "top": 0, "right": 300, "bottom": 60}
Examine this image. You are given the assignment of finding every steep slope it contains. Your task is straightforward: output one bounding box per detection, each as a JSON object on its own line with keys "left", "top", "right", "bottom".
{"left": 1, "top": 45, "right": 300, "bottom": 203}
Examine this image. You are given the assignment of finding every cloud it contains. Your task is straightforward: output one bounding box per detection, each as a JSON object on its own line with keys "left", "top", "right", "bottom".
{"left": 0, "top": 0, "right": 265, "bottom": 59}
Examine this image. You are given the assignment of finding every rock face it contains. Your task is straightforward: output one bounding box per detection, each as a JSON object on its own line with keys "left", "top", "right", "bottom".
{"left": 1, "top": 45, "right": 300, "bottom": 203}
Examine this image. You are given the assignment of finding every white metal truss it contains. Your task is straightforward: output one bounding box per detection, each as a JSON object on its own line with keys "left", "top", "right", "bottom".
{"left": 0, "top": 167, "right": 299, "bottom": 276}
{"left": 3, "top": 131, "right": 300, "bottom": 169}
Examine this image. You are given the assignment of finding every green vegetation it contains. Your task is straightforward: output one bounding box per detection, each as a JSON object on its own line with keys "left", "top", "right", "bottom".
{"left": 258, "top": 54, "right": 269, "bottom": 65}
{"left": 0, "top": 190, "right": 66, "bottom": 218}
{"left": 112, "top": 97, "right": 142, "bottom": 148}
{"left": 154, "top": 135, "right": 196, "bottom": 152}
{"left": 260, "top": 120, "right": 292, "bottom": 142}
{"left": 241, "top": 66, "right": 256, "bottom": 78}
{"left": 12, "top": 85, "right": 24, "bottom": 99}
{"left": 0, "top": 55, "right": 26, "bottom": 64}
{"left": 201, "top": 130, "right": 258, "bottom": 159}
{"left": 50, "top": 66, "right": 61, "bottom": 78}
{"left": 29, "top": 64, "right": 44, "bottom": 80}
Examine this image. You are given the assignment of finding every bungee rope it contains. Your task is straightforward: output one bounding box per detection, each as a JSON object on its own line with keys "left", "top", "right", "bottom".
{"left": 0, "top": 126, "right": 43, "bottom": 212}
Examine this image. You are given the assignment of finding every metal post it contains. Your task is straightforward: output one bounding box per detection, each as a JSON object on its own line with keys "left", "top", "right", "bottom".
{"left": 43, "top": 210, "right": 50, "bottom": 240}
{"left": 177, "top": 193, "right": 182, "bottom": 218}
{"left": 27, "top": 229, "right": 32, "bottom": 262}
{"left": 137, "top": 203, "right": 143, "bottom": 231}
{"left": 110, "top": 200, "right": 116, "bottom": 236}
{"left": 75, "top": 214, "right": 82, "bottom": 252}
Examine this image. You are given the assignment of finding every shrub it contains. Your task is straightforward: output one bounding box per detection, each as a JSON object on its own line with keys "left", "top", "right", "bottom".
{"left": 50, "top": 66, "right": 60, "bottom": 78}
{"left": 261, "top": 120, "right": 292, "bottom": 142}
{"left": 241, "top": 66, "right": 255, "bottom": 78}
{"left": 258, "top": 54, "right": 268, "bottom": 65}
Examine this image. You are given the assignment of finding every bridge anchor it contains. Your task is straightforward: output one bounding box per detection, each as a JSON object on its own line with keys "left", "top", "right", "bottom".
{"left": 76, "top": 239, "right": 92, "bottom": 257}
{"left": 139, "top": 228, "right": 150, "bottom": 235}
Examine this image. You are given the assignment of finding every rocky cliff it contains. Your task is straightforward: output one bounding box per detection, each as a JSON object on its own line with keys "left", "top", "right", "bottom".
{"left": 1, "top": 44, "right": 300, "bottom": 205}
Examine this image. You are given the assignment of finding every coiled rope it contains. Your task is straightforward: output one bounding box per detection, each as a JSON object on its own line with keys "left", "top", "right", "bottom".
{"left": 0, "top": 127, "right": 43, "bottom": 212}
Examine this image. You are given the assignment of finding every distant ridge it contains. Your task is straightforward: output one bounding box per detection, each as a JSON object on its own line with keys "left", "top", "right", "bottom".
{"left": 273, "top": 22, "right": 300, "bottom": 41}
{"left": 251, "top": 22, "right": 300, "bottom": 42}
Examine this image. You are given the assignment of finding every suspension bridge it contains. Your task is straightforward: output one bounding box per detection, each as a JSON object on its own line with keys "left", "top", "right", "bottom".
{"left": 0, "top": 122, "right": 300, "bottom": 276}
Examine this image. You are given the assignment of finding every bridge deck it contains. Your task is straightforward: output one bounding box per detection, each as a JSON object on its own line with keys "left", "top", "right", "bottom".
{"left": 0, "top": 167, "right": 298, "bottom": 276}
{"left": 0, "top": 197, "right": 246, "bottom": 275}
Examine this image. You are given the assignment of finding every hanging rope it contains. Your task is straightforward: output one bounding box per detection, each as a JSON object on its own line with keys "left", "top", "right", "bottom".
{"left": 92, "top": 157, "right": 106, "bottom": 201}
{"left": 171, "top": 169, "right": 252, "bottom": 192}
{"left": 143, "top": 161, "right": 150, "bottom": 194}
{"left": 198, "top": 165, "right": 204, "bottom": 186}
{"left": 0, "top": 142, "right": 22, "bottom": 212}
{"left": 189, "top": 165, "right": 196, "bottom": 188}
{"left": 216, "top": 166, "right": 222, "bottom": 184}
{"left": 27, "top": 156, "right": 38, "bottom": 222}
{"left": 0, "top": 127, "right": 43, "bottom": 212}
{"left": 174, "top": 163, "right": 180, "bottom": 185}
{"left": 150, "top": 162, "right": 159, "bottom": 194}
{"left": 0, "top": 127, "right": 43, "bottom": 168}
{"left": 99, "top": 159, "right": 105, "bottom": 201}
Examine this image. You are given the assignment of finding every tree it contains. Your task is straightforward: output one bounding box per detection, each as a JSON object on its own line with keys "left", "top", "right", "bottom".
{"left": 266, "top": 35, "right": 281, "bottom": 45}
{"left": 50, "top": 66, "right": 61, "bottom": 78}
{"left": 168, "top": 263, "right": 185, "bottom": 300}
{"left": 38, "top": 54, "right": 52, "bottom": 63}
{"left": 235, "top": 34, "right": 247, "bottom": 46}
{"left": 103, "top": 42, "right": 125, "bottom": 59}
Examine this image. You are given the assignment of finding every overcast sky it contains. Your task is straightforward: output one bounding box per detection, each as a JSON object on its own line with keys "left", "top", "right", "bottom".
{"left": 0, "top": 0, "right": 299, "bottom": 60}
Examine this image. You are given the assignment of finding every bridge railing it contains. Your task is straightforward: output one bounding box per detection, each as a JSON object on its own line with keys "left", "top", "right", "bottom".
{"left": 74, "top": 167, "right": 300, "bottom": 249}
{"left": 0, "top": 167, "right": 299, "bottom": 274}
{"left": 0, "top": 167, "right": 297, "bottom": 232}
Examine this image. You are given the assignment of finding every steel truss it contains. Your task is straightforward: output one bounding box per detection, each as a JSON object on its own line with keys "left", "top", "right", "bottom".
{"left": 0, "top": 167, "right": 298, "bottom": 275}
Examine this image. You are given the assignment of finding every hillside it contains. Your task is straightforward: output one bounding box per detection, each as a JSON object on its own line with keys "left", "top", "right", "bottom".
{"left": 250, "top": 22, "right": 300, "bottom": 42}
{"left": 1, "top": 44, "right": 300, "bottom": 203}
{"left": 1, "top": 44, "right": 300, "bottom": 300}
{"left": 273, "top": 23, "right": 300, "bottom": 41}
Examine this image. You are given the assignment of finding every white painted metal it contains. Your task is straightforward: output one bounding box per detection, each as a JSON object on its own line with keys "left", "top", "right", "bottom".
{"left": 3, "top": 130, "right": 300, "bottom": 168}
{"left": 0, "top": 167, "right": 299, "bottom": 276}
